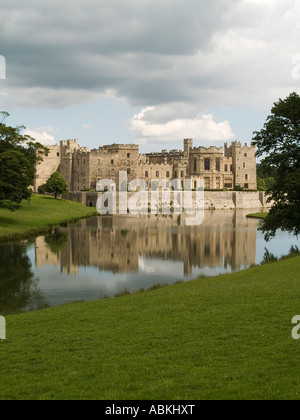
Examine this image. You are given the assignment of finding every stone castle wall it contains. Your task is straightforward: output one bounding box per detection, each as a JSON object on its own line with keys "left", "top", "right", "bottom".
{"left": 35, "top": 138, "right": 257, "bottom": 194}
{"left": 66, "top": 190, "right": 271, "bottom": 210}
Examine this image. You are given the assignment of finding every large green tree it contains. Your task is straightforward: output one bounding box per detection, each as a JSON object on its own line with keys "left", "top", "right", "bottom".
{"left": 0, "top": 112, "right": 46, "bottom": 210}
{"left": 44, "top": 172, "right": 68, "bottom": 199}
{"left": 253, "top": 92, "right": 300, "bottom": 240}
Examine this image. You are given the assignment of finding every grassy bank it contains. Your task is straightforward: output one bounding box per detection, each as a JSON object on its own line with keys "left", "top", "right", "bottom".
{"left": 246, "top": 212, "right": 268, "bottom": 219}
{"left": 1, "top": 255, "right": 300, "bottom": 400}
{"left": 0, "top": 195, "right": 97, "bottom": 242}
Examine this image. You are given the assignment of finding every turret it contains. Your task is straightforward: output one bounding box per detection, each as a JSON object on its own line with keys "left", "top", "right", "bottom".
{"left": 184, "top": 139, "right": 193, "bottom": 157}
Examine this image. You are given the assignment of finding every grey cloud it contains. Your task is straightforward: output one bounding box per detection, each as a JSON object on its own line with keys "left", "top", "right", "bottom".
{"left": 1, "top": 0, "right": 237, "bottom": 89}
{"left": 1, "top": 0, "right": 299, "bottom": 116}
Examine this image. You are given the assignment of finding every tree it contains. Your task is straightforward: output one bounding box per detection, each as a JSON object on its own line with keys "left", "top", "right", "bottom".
{"left": 256, "top": 163, "right": 275, "bottom": 192}
{"left": 257, "top": 178, "right": 267, "bottom": 191}
{"left": 253, "top": 92, "right": 300, "bottom": 240}
{"left": 0, "top": 112, "right": 47, "bottom": 210}
{"left": 44, "top": 172, "right": 68, "bottom": 199}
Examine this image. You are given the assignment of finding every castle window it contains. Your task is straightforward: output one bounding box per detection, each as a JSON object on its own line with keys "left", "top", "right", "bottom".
{"left": 243, "top": 162, "right": 246, "bottom": 168}
{"left": 166, "top": 171, "right": 170, "bottom": 178}
{"left": 45, "top": 152, "right": 49, "bottom": 157}
{"left": 127, "top": 153, "right": 131, "bottom": 158}
{"left": 194, "top": 159, "right": 197, "bottom": 172}
{"left": 145, "top": 171, "right": 149, "bottom": 177}
{"left": 127, "top": 168, "right": 131, "bottom": 175}
{"left": 216, "top": 158, "right": 221, "bottom": 172}
{"left": 225, "top": 164, "right": 228, "bottom": 172}
{"left": 97, "top": 159, "right": 100, "bottom": 164}
{"left": 244, "top": 153, "right": 248, "bottom": 157}
{"left": 57, "top": 153, "right": 60, "bottom": 157}
{"left": 204, "top": 158, "right": 210, "bottom": 171}
{"left": 230, "top": 165, "right": 233, "bottom": 172}
{"left": 245, "top": 174, "right": 248, "bottom": 180}
{"left": 111, "top": 159, "right": 114, "bottom": 165}
{"left": 156, "top": 171, "right": 159, "bottom": 178}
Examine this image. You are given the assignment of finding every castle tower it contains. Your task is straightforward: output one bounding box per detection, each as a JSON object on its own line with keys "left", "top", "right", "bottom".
{"left": 34, "top": 145, "right": 60, "bottom": 191}
{"left": 184, "top": 139, "right": 193, "bottom": 158}
{"left": 225, "top": 141, "right": 257, "bottom": 190}
{"left": 60, "top": 140, "right": 80, "bottom": 191}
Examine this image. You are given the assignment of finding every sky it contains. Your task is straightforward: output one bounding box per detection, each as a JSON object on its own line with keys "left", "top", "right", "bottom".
{"left": 0, "top": 0, "right": 300, "bottom": 153}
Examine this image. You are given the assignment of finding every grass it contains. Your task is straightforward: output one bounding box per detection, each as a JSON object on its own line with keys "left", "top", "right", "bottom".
{"left": 0, "top": 195, "right": 97, "bottom": 242}
{"left": 246, "top": 212, "right": 268, "bottom": 219}
{"left": 1, "top": 255, "right": 300, "bottom": 400}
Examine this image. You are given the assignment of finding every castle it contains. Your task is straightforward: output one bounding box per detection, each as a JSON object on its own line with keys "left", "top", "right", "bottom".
{"left": 34, "top": 139, "right": 257, "bottom": 192}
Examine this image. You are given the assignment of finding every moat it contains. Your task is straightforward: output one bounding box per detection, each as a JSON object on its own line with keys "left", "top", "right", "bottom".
{"left": 1, "top": 210, "right": 299, "bottom": 315}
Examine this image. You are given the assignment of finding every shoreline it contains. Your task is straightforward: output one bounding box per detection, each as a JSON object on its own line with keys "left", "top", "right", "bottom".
{"left": 246, "top": 212, "right": 268, "bottom": 219}
{"left": 0, "top": 195, "right": 98, "bottom": 243}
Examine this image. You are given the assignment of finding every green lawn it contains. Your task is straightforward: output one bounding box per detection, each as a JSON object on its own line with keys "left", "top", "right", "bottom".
{"left": 0, "top": 195, "right": 97, "bottom": 242}
{"left": 247, "top": 212, "right": 268, "bottom": 219}
{"left": 1, "top": 255, "right": 300, "bottom": 400}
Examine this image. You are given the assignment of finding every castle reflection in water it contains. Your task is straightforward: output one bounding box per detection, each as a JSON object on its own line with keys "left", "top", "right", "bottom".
{"left": 35, "top": 211, "right": 258, "bottom": 276}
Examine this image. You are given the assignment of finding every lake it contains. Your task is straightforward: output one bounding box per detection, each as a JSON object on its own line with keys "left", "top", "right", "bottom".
{"left": 0, "top": 210, "right": 299, "bottom": 315}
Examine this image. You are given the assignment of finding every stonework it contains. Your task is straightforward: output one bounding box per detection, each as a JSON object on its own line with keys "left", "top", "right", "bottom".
{"left": 35, "top": 138, "right": 257, "bottom": 192}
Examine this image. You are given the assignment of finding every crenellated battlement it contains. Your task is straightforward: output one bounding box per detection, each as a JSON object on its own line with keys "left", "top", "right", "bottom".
{"left": 191, "top": 146, "right": 223, "bottom": 154}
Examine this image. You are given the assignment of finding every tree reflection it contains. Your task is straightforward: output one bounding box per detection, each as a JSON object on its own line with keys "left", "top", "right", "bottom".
{"left": 0, "top": 243, "right": 47, "bottom": 315}
{"left": 45, "top": 230, "right": 68, "bottom": 255}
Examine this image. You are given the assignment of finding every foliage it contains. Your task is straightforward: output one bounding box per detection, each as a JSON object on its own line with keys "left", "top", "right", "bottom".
{"left": 261, "top": 248, "right": 278, "bottom": 264}
{"left": 253, "top": 92, "right": 300, "bottom": 240}
{"left": 257, "top": 178, "right": 267, "bottom": 191}
{"left": 38, "top": 184, "right": 46, "bottom": 195}
{"left": 0, "top": 112, "right": 47, "bottom": 210}
{"left": 44, "top": 172, "right": 68, "bottom": 199}
{"left": 256, "top": 164, "right": 275, "bottom": 191}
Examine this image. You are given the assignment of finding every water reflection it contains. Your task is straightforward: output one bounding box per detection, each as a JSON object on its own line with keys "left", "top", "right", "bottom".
{"left": 0, "top": 243, "right": 46, "bottom": 315}
{"left": 35, "top": 211, "right": 257, "bottom": 276}
{"left": 1, "top": 211, "right": 299, "bottom": 314}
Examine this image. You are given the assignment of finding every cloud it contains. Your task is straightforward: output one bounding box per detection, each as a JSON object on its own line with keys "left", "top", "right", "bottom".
{"left": 0, "top": 0, "right": 299, "bottom": 113}
{"left": 130, "top": 106, "right": 235, "bottom": 145}
{"left": 24, "top": 127, "right": 57, "bottom": 146}
{"left": 81, "top": 124, "right": 91, "bottom": 130}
